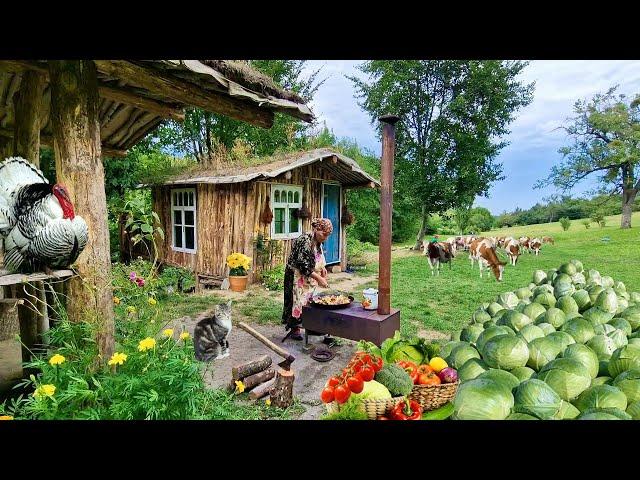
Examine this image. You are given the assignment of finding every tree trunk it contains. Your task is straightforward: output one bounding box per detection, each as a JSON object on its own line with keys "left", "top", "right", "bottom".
{"left": 621, "top": 188, "right": 637, "bottom": 229}
{"left": 269, "top": 368, "right": 295, "bottom": 409}
{"left": 48, "top": 60, "right": 115, "bottom": 362}
{"left": 412, "top": 205, "right": 429, "bottom": 250}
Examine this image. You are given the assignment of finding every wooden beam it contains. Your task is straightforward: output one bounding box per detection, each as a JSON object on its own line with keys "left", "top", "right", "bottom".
{"left": 12, "top": 70, "right": 46, "bottom": 164}
{"left": 94, "top": 61, "right": 275, "bottom": 129}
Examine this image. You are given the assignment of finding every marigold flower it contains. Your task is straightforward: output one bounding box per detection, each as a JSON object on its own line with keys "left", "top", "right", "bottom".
{"left": 33, "top": 384, "right": 56, "bottom": 399}
{"left": 108, "top": 352, "right": 128, "bottom": 366}
{"left": 113, "top": 296, "right": 121, "bottom": 305}
{"left": 126, "top": 306, "right": 136, "bottom": 314}
{"left": 49, "top": 354, "right": 66, "bottom": 366}
{"left": 234, "top": 380, "right": 245, "bottom": 394}
{"left": 163, "top": 328, "right": 174, "bottom": 338}
{"left": 180, "top": 332, "right": 190, "bottom": 341}
{"left": 0, "top": 415, "right": 14, "bottom": 420}
{"left": 138, "top": 337, "right": 156, "bottom": 352}
{"left": 265, "top": 398, "right": 271, "bottom": 407}
{"left": 148, "top": 297, "right": 157, "bottom": 306}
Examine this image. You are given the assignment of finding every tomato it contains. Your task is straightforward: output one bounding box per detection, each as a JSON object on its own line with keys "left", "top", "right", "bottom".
{"left": 327, "top": 376, "right": 341, "bottom": 388}
{"left": 361, "top": 354, "right": 372, "bottom": 365}
{"left": 418, "top": 373, "right": 441, "bottom": 386}
{"left": 320, "top": 386, "right": 335, "bottom": 403}
{"left": 417, "top": 364, "right": 435, "bottom": 375}
{"left": 346, "top": 376, "right": 364, "bottom": 394}
{"left": 371, "top": 356, "right": 384, "bottom": 372}
{"left": 334, "top": 385, "right": 351, "bottom": 404}
{"left": 359, "top": 364, "right": 375, "bottom": 382}
{"left": 351, "top": 359, "right": 364, "bottom": 374}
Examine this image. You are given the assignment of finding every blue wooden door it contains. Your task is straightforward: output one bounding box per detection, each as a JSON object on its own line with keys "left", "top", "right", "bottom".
{"left": 322, "top": 183, "right": 341, "bottom": 264}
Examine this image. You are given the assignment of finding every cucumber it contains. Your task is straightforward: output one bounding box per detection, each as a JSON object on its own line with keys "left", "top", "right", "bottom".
{"left": 421, "top": 402, "right": 454, "bottom": 420}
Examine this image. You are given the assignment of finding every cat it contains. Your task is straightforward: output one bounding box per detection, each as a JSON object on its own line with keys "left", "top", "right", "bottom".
{"left": 193, "top": 300, "right": 233, "bottom": 361}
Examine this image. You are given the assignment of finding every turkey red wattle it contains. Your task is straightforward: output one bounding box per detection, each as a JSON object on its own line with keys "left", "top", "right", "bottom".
{"left": 52, "top": 184, "right": 75, "bottom": 220}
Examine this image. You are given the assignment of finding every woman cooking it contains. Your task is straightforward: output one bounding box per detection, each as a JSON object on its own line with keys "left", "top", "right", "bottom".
{"left": 282, "top": 218, "right": 333, "bottom": 341}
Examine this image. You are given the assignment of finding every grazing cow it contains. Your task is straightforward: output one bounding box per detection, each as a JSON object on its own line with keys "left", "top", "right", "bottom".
{"left": 504, "top": 238, "right": 520, "bottom": 266}
{"left": 423, "top": 240, "right": 454, "bottom": 276}
{"left": 519, "top": 236, "right": 531, "bottom": 253}
{"left": 454, "top": 236, "right": 467, "bottom": 251}
{"left": 542, "top": 236, "right": 554, "bottom": 245}
{"left": 444, "top": 237, "right": 458, "bottom": 255}
{"left": 469, "top": 238, "right": 506, "bottom": 281}
{"left": 530, "top": 238, "right": 542, "bottom": 255}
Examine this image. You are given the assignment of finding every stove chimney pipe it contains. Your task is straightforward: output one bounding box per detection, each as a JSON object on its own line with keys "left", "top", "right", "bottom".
{"left": 377, "top": 114, "right": 400, "bottom": 316}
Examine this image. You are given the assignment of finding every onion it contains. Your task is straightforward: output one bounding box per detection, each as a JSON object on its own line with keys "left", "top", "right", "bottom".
{"left": 438, "top": 367, "right": 459, "bottom": 384}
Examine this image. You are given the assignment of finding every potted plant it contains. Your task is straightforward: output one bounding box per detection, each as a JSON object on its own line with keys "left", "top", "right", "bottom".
{"left": 227, "top": 252, "right": 251, "bottom": 292}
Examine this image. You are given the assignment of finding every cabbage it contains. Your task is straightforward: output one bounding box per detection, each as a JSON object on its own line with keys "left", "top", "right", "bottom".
{"left": 506, "top": 413, "right": 539, "bottom": 420}
{"left": 561, "top": 318, "right": 595, "bottom": 344}
{"left": 533, "top": 270, "right": 547, "bottom": 285}
{"left": 513, "top": 379, "right": 563, "bottom": 419}
{"left": 547, "top": 268, "right": 558, "bottom": 283}
{"left": 555, "top": 282, "right": 576, "bottom": 299}
{"left": 534, "top": 292, "right": 556, "bottom": 309}
{"left": 555, "top": 400, "right": 581, "bottom": 419}
{"left": 540, "top": 308, "right": 567, "bottom": 329}
{"left": 586, "top": 269, "right": 602, "bottom": 286}
{"left": 487, "top": 302, "right": 505, "bottom": 317}
{"left": 556, "top": 296, "right": 580, "bottom": 315}
{"left": 458, "top": 358, "right": 489, "bottom": 382}
{"left": 621, "top": 306, "right": 640, "bottom": 330}
{"left": 440, "top": 341, "right": 468, "bottom": 359}
{"left": 577, "top": 408, "right": 631, "bottom": 420}
{"left": 595, "top": 288, "right": 618, "bottom": 314}
{"left": 571, "top": 272, "right": 587, "bottom": 286}
{"left": 615, "top": 280, "right": 627, "bottom": 292}
{"left": 612, "top": 370, "right": 640, "bottom": 403}
{"left": 583, "top": 307, "right": 615, "bottom": 326}
{"left": 482, "top": 320, "right": 496, "bottom": 329}
{"left": 450, "top": 330, "right": 461, "bottom": 341}
{"left": 608, "top": 345, "right": 640, "bottom": 378}
{"left": 629, "top": 338, "right": 640, "bottom": 347}
{"left": 536, "top": 358, "right": 591, "bottom": 401}
{"left": 472, "top": 308, "right": 492, "bottom": 324}
{"left": 481, "top": 335, "right": 529, "bottom": 370}
{"left": 573, "top": 385, "right": 628, "bottom": 412}
{"left": 446, "top": 344, "right": 481, "bottom": 370}
{"left": 523, "top": 303, "right": 547, "bottom": 323}
{"left": 515, "top": 287, "right": 533, "bottom": 300}
{"left": 527, "top": 337, "right": 563, "bottom": 371}
{"left": 616, "top": 298, "right": 629, "bottom": 315}
{"left": 515, "top": 301, "right": 530, "bottom": 313}
{"left": 518, "top": 324, "right": 545, "bottom": 343}
{"left": 627, "top": 401, "right": 640, "bottom": 419}
{"left": 546, "top": 331, "right": 576, "bottom": 352}
{"left": 498, "top": 311, "right": 533, "bottom": 332}
{"left": 599, "top": 360, "right": 610, "bottom": 377}
{"left": 476, "top": 326, "right": 515, "bottom": 352}
{"left": 631, "top": 292, "right": 640, "bottom": 304}
{"left": 586, "top": 335, "right": 617, "bottom": 361}
{"left": 533, "top": 284, "right": 554, "bottom": 297}
{"left": 569, "top": 259, "right": 584, "bottom": 273}
{"left": 608, "top": 329, "right": 628, "bottom": 349}
{"left": 537, "top": 323, "right": 557, "bottom": 335}
{"left": 554, "top": 272, "right": 573, "bottom": 286}
{"left": 452, "top": 378, "right": 514, "bottom": 420}
{"left": 601, "top": 276, "right": 615, "bottom": 289}
{"left": 510, "top": 366, "right": 536, "bottom": 382}
{"left": 593, "top": 323, "right": 616, "bottom": 336}
{"left": 528, "top": 283, "right": 537, "bottom": 291}
{"left": 588, "top": 285, "right": 605, "bottom": 304}
{"left": 497, "top": 292, "right": 519, "bottom": 309}
{"left": 478, "top": 369, "right": 521, "bottom": 391}
{"left": 389, "top": 344, "right": 425, "bottom": 364}
{"left": 460, "top": 323, "right": 485, "bottom": 344}
{"left": 492, "top": 309, "right": 508, "bottom": 322}
{"left": 565, "top": 311, "right": 584, "bottom": 321}
{"left": 609, "top": 318, "right": 632, "bottom": 336}
{"left": 558, "top": 262, "right": 578, "bottom": 276}
{"left": 572, "top": 290, "right": 592, "bottom": 312}
{"left": 562, "top": 343, "right": 599, "bottom": 379}
{"left": 592, "top": 377, "right": 612, "bottom": 386}
{"left": 350, "top": 379, "right": 392, "bottom": 401}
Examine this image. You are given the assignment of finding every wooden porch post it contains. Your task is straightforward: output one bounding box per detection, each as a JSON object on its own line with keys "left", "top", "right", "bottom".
{"left": 48, "top": 61, "right": 115, "bottom": 361}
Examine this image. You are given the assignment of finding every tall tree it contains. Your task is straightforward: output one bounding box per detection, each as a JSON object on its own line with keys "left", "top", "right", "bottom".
{"left": 350, "top": 61, "right": 534, "bottom": 249}
{"left": 536, "top": 87, "right": 640, "bottom": 228}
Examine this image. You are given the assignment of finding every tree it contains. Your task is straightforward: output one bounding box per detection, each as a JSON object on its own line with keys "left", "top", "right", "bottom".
{"left": 453, "top": 203, "right": 473, "bottom": 234}
{"left": 537, "top": 87, "right": 640, "bottom": 228}
{"left": 350, "top": 61, "right": 534, "bottom": 249}
{"left": 469, "top": 207, "right": 495, "bottom": 232}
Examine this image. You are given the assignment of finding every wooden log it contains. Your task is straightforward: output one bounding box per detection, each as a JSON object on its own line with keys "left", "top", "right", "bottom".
{"left": 269, "top": 368, "right": 295, "bottom": 409}
{"left": 248, "top": 378, "right": 276, "bottom": 400}
{"left": 49, "top": 60, "right": 115, "bottom": 361}
{"left": 93, "top": 61, "right": 274, "bottom": 129}
{"left": 241, "top": 367, "right": 275, "bottom": 390}
{"left": 231, "top": 354, "right": 272, "bottom": 380}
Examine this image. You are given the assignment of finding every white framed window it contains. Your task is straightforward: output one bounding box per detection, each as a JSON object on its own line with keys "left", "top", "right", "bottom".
{"left": 171, "top": 188, "right": 197, "bottom": 254}
{"left": 271, "top": 184, "right": 303, "bottom": 240}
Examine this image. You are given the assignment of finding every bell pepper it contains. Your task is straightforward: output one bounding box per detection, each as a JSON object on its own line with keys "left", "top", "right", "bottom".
{"left": 396, "top": 360, "right": 420, "bottom": 384}
{"left": 390, "top": 399, "right": 422, "bottom": 420}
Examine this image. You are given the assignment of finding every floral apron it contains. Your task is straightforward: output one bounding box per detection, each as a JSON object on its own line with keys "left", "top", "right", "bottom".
{"left": 291, "top": 244, "right": 326, "bottom": 319}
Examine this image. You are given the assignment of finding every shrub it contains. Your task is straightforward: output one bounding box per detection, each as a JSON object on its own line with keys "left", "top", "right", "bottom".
{"left": 260, "top": 264, "right": 285, "bottom": 291}
{"left": 582, "top": 219, "right": 591, "bottom": 229}
{"left": 559, "top": 217, "right": 571, "bottom": 231}
{"left": 591, "top": 212, "right": 606, "bottom": 228}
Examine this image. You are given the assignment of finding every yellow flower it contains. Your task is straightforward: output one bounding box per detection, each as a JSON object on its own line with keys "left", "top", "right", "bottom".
{"left": 163, "top": 328, "right": 174, "bottom": 338}
{"left": 234, "top": 380, "right": 245, "bottom": 394}
{"left": 108, "top": 352, "right": 127, "bottom": 366}
{"left": 113, "top": 296, "right": 121, "bottom": 305}
{"left": 49, "top": 354, "right": 66, "bottom": 366}
{"left": 180, "top": 332, "right": 190, "bottom": 341}
{"left": 33, "top": 384, "right": 56, "bottom": 399}
{"left": 138, "top": 337, "right": 156, "bottom": 352}
{"left": 148, "top": 297, "right": 157, "bottom": 306}
{"left": 126, "top": 306, "right": 136, "bottom": 314}
{"left": 0, "top": 415, "right": 14, "bottom": 420}
{"left": 265, "top": 398, "right": 271, "bottom": 407}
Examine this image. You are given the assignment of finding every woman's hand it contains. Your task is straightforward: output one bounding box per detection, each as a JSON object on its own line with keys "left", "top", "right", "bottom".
{"left": 312, "top": 272, "right": 329, "bottom": 288}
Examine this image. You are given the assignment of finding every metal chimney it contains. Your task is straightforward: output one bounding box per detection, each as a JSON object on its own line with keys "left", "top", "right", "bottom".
{"left": 377, "top": 114, "right": 400, "bottom": 315}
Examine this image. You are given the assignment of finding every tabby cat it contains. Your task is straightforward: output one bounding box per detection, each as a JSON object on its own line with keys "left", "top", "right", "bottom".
{"left": 193, "top": 300, "right": 233, "bottom": 361}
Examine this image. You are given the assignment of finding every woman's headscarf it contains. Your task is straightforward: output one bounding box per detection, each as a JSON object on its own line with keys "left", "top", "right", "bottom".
{"left": 311, "top": 217, "right": 333, "bottom": 234}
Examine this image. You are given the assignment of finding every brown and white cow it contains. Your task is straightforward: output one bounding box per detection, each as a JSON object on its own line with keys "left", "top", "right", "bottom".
{"left": 530, "top": 238, "right": 542, "bottom": 255}
{"left": 519, "top": 236, "right": 531, "bottom": 253}
{"left": 444, "top": 237, "right": 458, "bottom": 255}
{"left": 423, "top": 241, "right": 454, "bottom": 276}
{"left": 542, "top": 236, "right": 554, "bottom": 245}
{"left": 469, "top": 238, "right": 506, "bottom": 281}
{"left": 504, "top": 238, "right": 520, "bottom": 266}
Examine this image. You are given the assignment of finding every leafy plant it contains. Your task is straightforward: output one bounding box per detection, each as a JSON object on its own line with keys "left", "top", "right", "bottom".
{"left": 259, "top": 264, "right": 285, "bottom": 291}
{"left": 592, "top": 212, "right": 606, "bottom": 228}
{"left": 227, "top": 252, "right": 251, "bottom": 276}
{"left": 121, "top": 191, "right": 164, "bottom": 266}
{"left": 559, "top": 217, "right": 571, "bottom": 231}
{"left": 582, "top": 219, "right": 591, "bottom": 229}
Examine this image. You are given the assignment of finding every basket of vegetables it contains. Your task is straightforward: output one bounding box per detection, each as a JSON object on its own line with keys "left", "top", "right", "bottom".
{"left": 402, "top": 357, "right": 460, "bottom": 411}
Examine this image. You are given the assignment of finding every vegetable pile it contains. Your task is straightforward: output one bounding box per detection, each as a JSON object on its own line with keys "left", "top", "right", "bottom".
{"left": 448, "top": 260, "right": 640, "bottom": 420}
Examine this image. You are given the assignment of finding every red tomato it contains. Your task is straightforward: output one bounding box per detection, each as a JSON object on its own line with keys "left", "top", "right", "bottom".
{"left": 371, "top": 356, "right": 384, "bottom": 372}
{"left": 361, "top": 354, "right": 372, "bottom": 365}
{"left": 359, "top": 364, "right": 375, "bottom": 382}
{"left": 320, "top": 386, "right": 335, "bottom": 403}
{"left": 418, "top": 373, "right": 441, "bottom": 386}
{"left": 347, "top": 376, "right": 364, "bottom": 394}
{"left": 417, "top": 364, "right": 435, "bottom": 375}
{"left": 334, "top": 385, "right": 351, "bottom": 404}
{"left": 327, "top": 376, "right": 341, "bottom": 388}
{"left": 351, "top": 360, "right": 364, "bottom": 374}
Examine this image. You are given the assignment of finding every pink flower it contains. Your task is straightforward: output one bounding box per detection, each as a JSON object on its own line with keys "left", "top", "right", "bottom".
{"left": 129, "top": 272, "right": 137, "bottom": 281}
{"left": 136, "top": 277, "right": 145, "bottom": 287}
{"left": 292, "top": 306, "right": 302, "bottom": 318}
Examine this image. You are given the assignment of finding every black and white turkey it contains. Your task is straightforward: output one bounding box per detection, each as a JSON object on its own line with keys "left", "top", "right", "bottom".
{"left": 0, "top": 157, "right": 88, "bottom": 273}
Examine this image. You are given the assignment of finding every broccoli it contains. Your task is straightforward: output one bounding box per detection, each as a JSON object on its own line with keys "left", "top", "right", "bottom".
{"left": 374, "top": 363, "right": 414, "bottom": 397}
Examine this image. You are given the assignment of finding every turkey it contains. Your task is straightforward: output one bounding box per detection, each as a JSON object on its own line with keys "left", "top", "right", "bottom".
{"left": 0, "top": 157, "right": 88, "bottom": 273}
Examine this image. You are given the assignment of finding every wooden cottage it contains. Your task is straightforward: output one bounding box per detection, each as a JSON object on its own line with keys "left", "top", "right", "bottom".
{"left": 151, "top": 148, "right": 380, "bottom": 285}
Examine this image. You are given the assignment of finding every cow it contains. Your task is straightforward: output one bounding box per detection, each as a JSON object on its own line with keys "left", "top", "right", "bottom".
{"left": 469, "top": 238, "right": 506, "bottom": 281}
{"left": 542, "top": 236, "right": 554, "bottom": 245}
{"left": 530, "top": 237, "right": 543, "bottom": 255}
{"left": 504, "top": 237, "right": 520, "bottom": 266}
{"left": 423, "top": 240, "right": 454, "bottom": 276}
{"left": 454, "top": 236, "right": 467, "bottom": 251}
{"left": 519, "top": 236, "right": 531, "bottom": 253}
{"left": 444, "top": 237, "right": 458, "bottom": 255}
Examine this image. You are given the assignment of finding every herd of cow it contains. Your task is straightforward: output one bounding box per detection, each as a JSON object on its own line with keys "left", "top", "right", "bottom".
{"left": 423, "top": 235, "right": 555, "bottom": 282}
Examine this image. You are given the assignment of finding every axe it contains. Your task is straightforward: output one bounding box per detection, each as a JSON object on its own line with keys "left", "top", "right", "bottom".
{"left": 238, "top": 322, "right": 295, "bottom": 371}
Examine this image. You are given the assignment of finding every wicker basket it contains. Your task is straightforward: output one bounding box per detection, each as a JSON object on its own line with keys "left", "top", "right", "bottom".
{"left": 408, "top": 381, "right": 459, "bottom": 411}
{"left": 325, "top": 396, "right": 404, "bottom": 420}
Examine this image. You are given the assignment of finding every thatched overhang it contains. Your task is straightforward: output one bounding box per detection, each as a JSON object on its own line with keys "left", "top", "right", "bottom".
{"left": 0, "top": 60, "right": 315, "bottom": 157}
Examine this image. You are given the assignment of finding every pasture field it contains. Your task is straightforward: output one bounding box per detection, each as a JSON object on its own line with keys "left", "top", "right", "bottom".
{"left": 378, "top": 212, "right": 640, "bottom": 338}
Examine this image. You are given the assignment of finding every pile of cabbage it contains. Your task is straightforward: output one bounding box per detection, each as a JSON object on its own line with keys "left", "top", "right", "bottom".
{"left": 447, "top": 260, "right": 640, "bottom": 420}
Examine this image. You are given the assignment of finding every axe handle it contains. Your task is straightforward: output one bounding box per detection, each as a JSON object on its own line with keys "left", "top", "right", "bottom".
{"left": 238, "top": 322, "right": 295, "bottom": 363}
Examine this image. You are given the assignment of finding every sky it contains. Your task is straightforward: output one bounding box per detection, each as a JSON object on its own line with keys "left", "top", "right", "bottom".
{"left": 301, "top": 60, "right": 640, "bottom": 215}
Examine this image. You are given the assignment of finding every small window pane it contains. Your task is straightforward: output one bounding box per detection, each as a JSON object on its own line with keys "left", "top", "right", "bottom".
{"left": 185, "top": 227, "right": 195, "bottom": 250}
{"left": 289, "top": 209, "right": 299, "bottom": 233}
{"left": 274, "top": 190, "right": 280, "bottom": 203}
{"left": 173, "top": 192, "right": 178, "bottom": 206}
{"left": 274, "top": 208, "right": 285, "bottom": 234}
{"left": 189, "top": 192, "right": 194, "bottom": 206}
{"left": 174, "top": 226, "right": 182, "bottom": 248}
{"left": 294, "top": 191, "right": 299, "bottom": 203}
{"left": 174, "top": 210, "right": 182, "bottom": 225}
{"left": 184, "top": 210, "right": 194, "bottom": 226}
{"left": 288, "top": 191, "right": 293, "bottom": 203}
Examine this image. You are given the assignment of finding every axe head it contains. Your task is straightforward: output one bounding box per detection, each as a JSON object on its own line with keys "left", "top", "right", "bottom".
{"left": 278, "top": 354, "right": 295, "bottom": 371}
